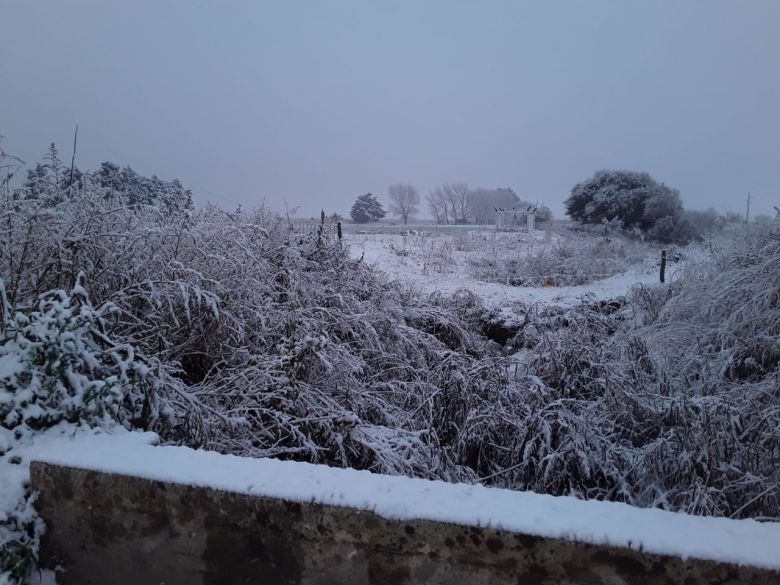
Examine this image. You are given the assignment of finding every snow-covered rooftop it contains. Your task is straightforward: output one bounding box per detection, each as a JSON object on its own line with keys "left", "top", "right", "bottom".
{"left": 32, "top": 429, "right": 780, "bottom": 571}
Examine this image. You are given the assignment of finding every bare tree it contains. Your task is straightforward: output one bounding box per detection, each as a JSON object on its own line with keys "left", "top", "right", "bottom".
{"left": 426, "top": 188, "right": 449, "bottom": 224}
{"left": 388, "top": 184, "right": 420, "bottom": 225}
{"left": 441, "top": 182, "right": 470, "bottom": 224}
{"left": 0, "top": 135, "right": 24, "bottom": 198}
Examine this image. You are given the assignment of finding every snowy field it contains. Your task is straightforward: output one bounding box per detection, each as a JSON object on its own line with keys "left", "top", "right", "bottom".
{"left": 347, "top": 228, "right": 681, "bottom": 309}
{"left": 2, "top": 195, "right": 778, "bottom": 584}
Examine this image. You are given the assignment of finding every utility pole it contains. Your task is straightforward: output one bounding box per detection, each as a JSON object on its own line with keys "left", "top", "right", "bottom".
{"left": 746, "top": 191, "right": 751, "bottom": 224}
{"left": 69, "top": 125, "right": 78, "bottom": 195}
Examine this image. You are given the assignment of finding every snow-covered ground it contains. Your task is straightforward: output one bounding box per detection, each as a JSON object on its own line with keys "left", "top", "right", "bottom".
{"left": 347, "top": 230, "right": 680, "bottom": 308}
{"left": 0, "top": 224, "right": 757, "bottom": 584}
{"left": 31, "top": 431, "right": 780, "bottom": 571}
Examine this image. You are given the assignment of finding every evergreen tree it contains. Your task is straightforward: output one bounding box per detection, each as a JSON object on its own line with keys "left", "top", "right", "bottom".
{"left": 23, "top": 143, "right": 65, "bottom": 205}
{"left": 91, "top": 163, "right": 192, "bottom": 211}
{"left": 350, "top": 193, "right": 385, "bottom": 223}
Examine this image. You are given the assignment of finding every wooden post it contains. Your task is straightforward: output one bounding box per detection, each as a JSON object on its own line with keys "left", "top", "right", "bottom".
{"left": 660, "top": 250, "right": 667, "bottom": 283}
{"left": 337, "top": 222, "right": 342, "bottom": 240}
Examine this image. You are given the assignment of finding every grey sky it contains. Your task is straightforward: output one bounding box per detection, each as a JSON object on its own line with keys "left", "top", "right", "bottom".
{"left": 2, "top": 0, "right": 779, "bottom": 218}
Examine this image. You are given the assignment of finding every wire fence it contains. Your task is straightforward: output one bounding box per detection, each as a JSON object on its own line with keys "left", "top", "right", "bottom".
{"left": 288, "top": 222, "right": 340, "bottom": 241}
{"left": 341, "top": 219, "right": 675, "bottom": 288}
{"left": 339, "top": 220, "right": 571, "bottom": 236}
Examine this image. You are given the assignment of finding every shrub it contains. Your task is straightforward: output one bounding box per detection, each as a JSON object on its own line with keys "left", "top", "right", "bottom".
{"left": 566, "top": 170, "right": 696, "bottom": 244}
{"left": 0, "top": 277, "right": 159, "bottom": 432}
{"left": 645, "top": 214, "right": 700, "bottom": 244}
{"left": 0, "top": 190, "right": 507, "bottom": 479}
{"left": 514, "top": 227, "right": 780, "bottom": 517}
{"left": 1, "top": 153, "right": 778, "bottom": 585}
{"left": 0, "top": 277, "right": 170, "bottom": 584}
{"left": 468, "top": 237, "right": 652, "bottom": 286}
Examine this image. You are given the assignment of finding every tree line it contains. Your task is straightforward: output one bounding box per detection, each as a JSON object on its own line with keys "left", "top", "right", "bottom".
{"left": 3, "top": 141, "right": 192, "bottom": 212}
{"left": 6, "top": 141, "right": 752, "bottom": 245}
{"left": 350, "top": 171, "right": 754, "bottom": 244}
{"left": 350, "top": 183, "right": 552, "bottom": 225}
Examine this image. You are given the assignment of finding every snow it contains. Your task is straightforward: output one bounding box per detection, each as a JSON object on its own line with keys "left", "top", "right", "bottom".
{"left": 348, "top": 232, "right": 678, "bottom": 308}
{"left": 24, "top": 571, "right": 56, "bottom": 585}
{"left": 1, "top": 426, "right": 144, "bottom": 585}
{"left": 1, "top": 426, "right": 131, "bottom": 533}
{"left": 413, "top": 267, "right": 663, "bottom": 308}
{"left": 0, "top": 353, "right": 24, "bottom": 381}
{"left": 33, "top": 432, "right": 780, "bottom": 571}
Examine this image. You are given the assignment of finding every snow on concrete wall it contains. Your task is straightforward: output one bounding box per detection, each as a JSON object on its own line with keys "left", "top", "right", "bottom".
{"left": 30, "top": 432, "right": 780, "bottom": 584}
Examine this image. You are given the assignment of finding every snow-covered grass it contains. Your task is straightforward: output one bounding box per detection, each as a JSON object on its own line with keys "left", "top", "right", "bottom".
{"left": 344, "top": 225, "right": 780, "bottom": 520}
{"left": 347, "top": 228, "right": 673, "bottom": 308}
{"left": 512, "top": 226, "right": 780, "bottom": 519}
{"left": 0, "top": 194, "right": 512, "bottom": 582}
{"left": 1, "top": 187, "right": 779, "bottom": 582}
{"left": 32, "top": 431, "right": 780, "bottom": 571}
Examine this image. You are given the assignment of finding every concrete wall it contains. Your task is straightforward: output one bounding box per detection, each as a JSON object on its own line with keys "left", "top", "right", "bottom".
{"left": 31, "top": 462, "right": 780, "bottom": 585}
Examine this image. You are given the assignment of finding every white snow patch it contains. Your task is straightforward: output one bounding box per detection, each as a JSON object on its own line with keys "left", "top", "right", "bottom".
{"left": 33, "top": 434, "right": 780, "bottom": 571}
{"left": 25, "top": 569, "right": 58, "bottom": 585}
{"left": 0, "top": 353, "right": 23, "bottom": 381}
{"left": 348, "top": 233, "right": 676, "bottom": 308}
{"left": 0, "top": 425, "right": 156, "bottom": 562}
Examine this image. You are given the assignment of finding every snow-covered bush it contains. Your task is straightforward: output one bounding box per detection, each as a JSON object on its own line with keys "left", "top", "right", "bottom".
{"left": 566, "top": 170, "right": 697, "bottom": 243}
{"left": 468, "top": 236, "right": 652, "bottom": 286}
{"left": 2, "top": 147, "right": 779, "bottom": 585}
{"left": 0, "top": 277, "right": 158, "bottom": 431}
{"left": 0, "top": 490, "right": 41, "bottom": 585}
{"left": 646, "top": 214, "right": 700, "bottom": 244}
{"left": 509, "top": 227, "right": 780, "bottom": 518}
{"left": 683, "top": 208, "right": 724, "bottom": 236}
{"left": 0, "top": 188, "right": 508, "bottom": 481}
{"left": 18, "top": 145, "right": 191, "bottom": 212}
{"left": 0, "top": 276, "right": 171, "bottom": 584}
{"left": 421, "top": 238, "right": 456, "bottom": 274}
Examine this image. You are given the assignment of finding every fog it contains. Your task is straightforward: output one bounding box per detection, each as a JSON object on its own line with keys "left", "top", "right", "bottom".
{"left": 2, "top": 0, "right": 779, "bottom": 218}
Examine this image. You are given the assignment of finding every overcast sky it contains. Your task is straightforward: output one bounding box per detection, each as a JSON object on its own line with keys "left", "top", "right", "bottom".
{"left": 2, "top": 1, "right": 779, "bottom": 218}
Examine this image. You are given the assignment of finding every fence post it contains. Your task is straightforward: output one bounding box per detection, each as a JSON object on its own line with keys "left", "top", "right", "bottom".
{"left": 337, "top": 222, "right": 342, "bottom": 240}
{"left": 660, "top": 250, "right": 667, "bottom": 283}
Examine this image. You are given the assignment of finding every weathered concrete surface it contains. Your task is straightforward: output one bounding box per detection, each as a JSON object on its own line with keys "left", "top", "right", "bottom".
{"left": 31, "top": 461, "right": 780, "bottom": 585}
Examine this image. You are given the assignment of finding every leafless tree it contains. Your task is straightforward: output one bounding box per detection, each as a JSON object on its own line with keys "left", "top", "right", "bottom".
{"left": 388, "top": 184, "right": 420, "bottom": 225}
{"left": 441, "top": 182, "right": 470, "bottom": 224}
{"left": 0, "top": 135, "right": 24, "bottom": 199}
{"left": 426, "top": 188, "right": 449, "bottom": 224}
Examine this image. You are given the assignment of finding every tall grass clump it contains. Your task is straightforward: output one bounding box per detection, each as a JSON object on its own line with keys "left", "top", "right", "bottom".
{"left": 510, "top": 226, "right": 780, "bottom": 519}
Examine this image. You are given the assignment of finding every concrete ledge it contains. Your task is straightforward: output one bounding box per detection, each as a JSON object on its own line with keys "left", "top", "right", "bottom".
{"left": 31, "top": 461, "right": 780, "bottom": 585}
